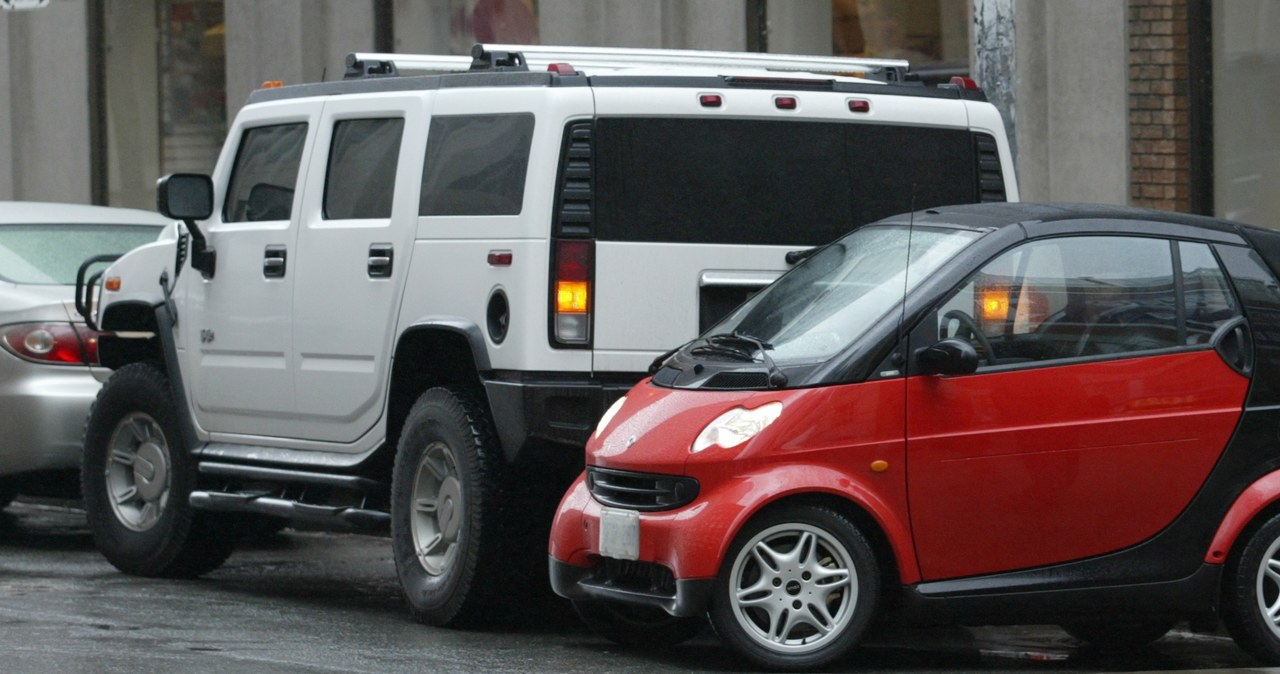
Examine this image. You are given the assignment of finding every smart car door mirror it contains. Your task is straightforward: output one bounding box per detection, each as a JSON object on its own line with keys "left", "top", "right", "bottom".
{"left": 916, "top": 337, "right": 979, "bottom": 375}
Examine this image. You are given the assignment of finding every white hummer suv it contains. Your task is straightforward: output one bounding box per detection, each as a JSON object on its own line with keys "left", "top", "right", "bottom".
{"left": 76, "top": 44, "right": 1017, "bottom": 626}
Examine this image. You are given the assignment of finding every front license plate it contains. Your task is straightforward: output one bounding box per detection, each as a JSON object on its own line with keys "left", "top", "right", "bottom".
{"left": 598, "top": 507, "right": 639, "bottom": 561}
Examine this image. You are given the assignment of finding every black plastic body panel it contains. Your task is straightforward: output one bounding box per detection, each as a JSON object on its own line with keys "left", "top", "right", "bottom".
{"left": 549, "top": 557, "right": 714, "bottom": 618}
{"left": 483, "top": 370, "right": 641, "bottom": 462}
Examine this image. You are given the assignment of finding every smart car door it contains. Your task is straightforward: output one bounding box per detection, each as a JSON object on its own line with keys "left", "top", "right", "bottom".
{"left": 905, "top": 235, "right": 1250, "bottom": 581}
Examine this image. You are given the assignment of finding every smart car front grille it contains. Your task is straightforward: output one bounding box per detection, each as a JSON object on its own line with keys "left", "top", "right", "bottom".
{"left": 587, "top": 467, "right": 698, "bottom": 512}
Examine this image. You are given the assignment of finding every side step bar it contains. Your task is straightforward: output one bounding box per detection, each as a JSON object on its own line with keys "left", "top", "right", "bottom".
{"left": 190, "top": 460, "right": 390, "bottom": 532}
{"left": 190, "top": 491, "right": 390, "bottom": 531}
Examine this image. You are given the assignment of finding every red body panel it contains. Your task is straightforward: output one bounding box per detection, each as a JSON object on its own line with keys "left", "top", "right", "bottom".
{"left": 552, "top": 379, "right": 922, "bottom": 583}
{"left": 1207, "top": 469, "right": 1280, "bottom": 563}
{"left": 907, "top": 350, "right": 1248, "bottom": 580}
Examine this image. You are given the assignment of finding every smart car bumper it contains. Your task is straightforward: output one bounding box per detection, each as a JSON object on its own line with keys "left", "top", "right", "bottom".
{"left": 548, "top": 556, "right": 715, "bottom": 617}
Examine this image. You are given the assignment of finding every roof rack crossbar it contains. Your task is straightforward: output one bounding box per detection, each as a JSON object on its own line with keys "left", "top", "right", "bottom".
{"left": 345, "top": 43, "right": 911, "bottom": 81}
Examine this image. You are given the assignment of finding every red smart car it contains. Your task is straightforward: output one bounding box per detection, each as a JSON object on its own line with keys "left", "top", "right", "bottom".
{"left": 549, "top": 203, "right": 1280, "bottom": 670}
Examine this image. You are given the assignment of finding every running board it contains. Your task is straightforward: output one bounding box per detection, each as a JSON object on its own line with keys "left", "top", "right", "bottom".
{"left": 190, "top": 491, "right": 390, "bottom": 531}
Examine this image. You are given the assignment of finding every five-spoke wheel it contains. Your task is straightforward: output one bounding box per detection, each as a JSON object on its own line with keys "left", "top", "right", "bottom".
{"left": 409, "top": 441, "right": 463, "bottom": 576}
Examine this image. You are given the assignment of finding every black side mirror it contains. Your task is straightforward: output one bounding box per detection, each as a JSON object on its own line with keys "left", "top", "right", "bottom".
{"left": 156, "top": 173, "right": 216, "bottom": 279}
{"left": 157, "top": 173, "right": 214, "bottom": 220}
{"left": 916, "top": 338, "right": 979, "bottom": 376}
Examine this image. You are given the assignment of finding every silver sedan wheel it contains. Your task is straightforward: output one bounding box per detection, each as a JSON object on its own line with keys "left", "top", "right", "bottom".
{"left": 1255, "top": 534, "right": 1280, "bottom": 639}
{"left": 410, "top": 441, "right": 463, "bottom": 576}
{"left": 727, "top": 522, "right": 857, "bottom": 654}
{"left": 104, "top": 412, "right": 171, "bottom": 532}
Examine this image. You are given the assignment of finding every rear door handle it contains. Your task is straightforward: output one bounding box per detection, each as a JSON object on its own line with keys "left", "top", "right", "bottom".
{"left": 368, "top": 243, "right": 393, "bottom": 278}
{"left": 264, "top": 244, "right": 287, "bottom": 278}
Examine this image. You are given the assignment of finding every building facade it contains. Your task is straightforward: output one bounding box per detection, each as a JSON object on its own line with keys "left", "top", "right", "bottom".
{"left": 0, "top": 0, "right": 1276, "bottom": 228}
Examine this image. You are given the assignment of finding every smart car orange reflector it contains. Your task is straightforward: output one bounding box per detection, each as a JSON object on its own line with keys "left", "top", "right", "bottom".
{"left": 104, "top": 277, "right": 121, "bottom": 292}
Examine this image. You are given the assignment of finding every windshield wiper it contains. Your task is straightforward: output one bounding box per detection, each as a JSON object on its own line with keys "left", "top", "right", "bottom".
{"left": 704, "top": 331, "right": 789, "bottom": 388}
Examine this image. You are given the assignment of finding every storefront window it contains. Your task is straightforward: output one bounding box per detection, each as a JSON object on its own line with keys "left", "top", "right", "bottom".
{"left": 1214, "top": 1, "right": 1280, "bottom": 227}
{"left": 448, "top": 0, "right": 538, "bottom": 53}
{"left": 159, "top": 1, "right": 225, "bottom": 174}
{"left": 832, "top": 0, "right": 969, "bottom": 82}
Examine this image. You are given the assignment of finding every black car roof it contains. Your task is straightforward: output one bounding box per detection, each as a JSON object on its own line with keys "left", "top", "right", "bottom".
{"left": 876, "top": 202, "right": 1246, "bottom": 237}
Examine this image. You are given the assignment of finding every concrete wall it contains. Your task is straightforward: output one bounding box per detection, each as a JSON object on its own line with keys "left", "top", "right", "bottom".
{"left": 1008, "top": 0, "right": 1129, "bottom": 204}
{"left": 765, "top": 0, "right": 830, "bottom": 54}
{"left": 0, "top": 0, "right": 92, "bottom": 203}
{"left": 539, "top": 0, "right": 746, "bottom": 50}
{"left": 224, "top": 0, "right": 376, "bottom": 121}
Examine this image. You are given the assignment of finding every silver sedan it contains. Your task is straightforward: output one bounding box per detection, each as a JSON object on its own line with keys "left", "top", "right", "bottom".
{"left": 0, "top": 202, "right": 169, "bottom": 507}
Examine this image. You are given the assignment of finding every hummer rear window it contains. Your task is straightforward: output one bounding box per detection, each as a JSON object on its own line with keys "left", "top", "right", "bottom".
{"left": 419, "top": 113, "right": 535, "bottom": 217}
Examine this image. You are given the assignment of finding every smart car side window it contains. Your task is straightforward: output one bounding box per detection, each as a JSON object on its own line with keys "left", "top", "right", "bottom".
{"left": 1180, "top": 241, "right": 1240, "bottom": 344}
{"left": 937, "top": 236, "right": 1180, "bottom": 367}
{"left": 223, "top": 123, "right": 308, "bottom": 223}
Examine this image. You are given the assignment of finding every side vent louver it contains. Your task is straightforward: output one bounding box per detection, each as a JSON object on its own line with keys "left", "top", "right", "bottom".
{"left": 555, "top": 122, "right": 594, "bottom": 237}
{"left": 973, "top": 132, "right": 1007, "bottom": 203}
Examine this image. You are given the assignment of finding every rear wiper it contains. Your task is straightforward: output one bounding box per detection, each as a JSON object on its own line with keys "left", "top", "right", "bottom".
{"left": 704, "top": 331, "right": 789, "bottom": 388}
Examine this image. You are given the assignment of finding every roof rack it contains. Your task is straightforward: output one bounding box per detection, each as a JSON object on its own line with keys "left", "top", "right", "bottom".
{"left": 345, "top": 43, "right": 911, "bottom": 82}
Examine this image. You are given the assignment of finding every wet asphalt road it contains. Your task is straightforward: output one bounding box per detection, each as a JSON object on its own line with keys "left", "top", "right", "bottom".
{"left": 0, "top": 500, "right": 1270, "bottom": 674}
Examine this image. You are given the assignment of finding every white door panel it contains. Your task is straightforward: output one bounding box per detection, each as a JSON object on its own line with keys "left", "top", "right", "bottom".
{"left": 592, "top": 242, "right": 797, "bottom": 372}
{"left": 290, "top": 94, "right": 429, "bottom": 443}
{"left": 182, "top": 102, "right": 319, "bottom": 437}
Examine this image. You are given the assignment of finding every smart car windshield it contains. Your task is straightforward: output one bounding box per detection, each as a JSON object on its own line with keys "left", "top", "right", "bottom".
{"left": 706, "top": 225, "right": 980, "bottom": 365}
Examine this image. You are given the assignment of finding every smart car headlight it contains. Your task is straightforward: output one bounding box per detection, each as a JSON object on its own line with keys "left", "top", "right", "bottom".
{"left": 691, "top": 402, "right": 783, "bottom": 453}
{"left": 594, "top": 396, "right": 627, "bottom": 439}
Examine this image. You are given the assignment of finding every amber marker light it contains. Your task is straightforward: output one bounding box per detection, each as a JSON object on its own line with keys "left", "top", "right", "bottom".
{"left": 980, "top": 289, "right": 1007, "bottom": 321}
{"left": 556, "top": 281, "right": 589, "bottom": 313}
{"left": 104, "top": 277, "right": 121, "bottom": 292}
{"left": 870, "top": 460, "right": 889, "bottom": 473}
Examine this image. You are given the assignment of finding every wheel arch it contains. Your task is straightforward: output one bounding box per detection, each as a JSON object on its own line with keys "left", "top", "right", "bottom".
{"left": 386, "top": 320, "right": 495, "bottom": 460}
{"left": 97, "top": 300, "right": 164, "bottom": 370}
{"left": 1207, "top": 468, "right": 1280, "bottom": 566}
{"left": 712, "top": 469, "right": 918, "bottom": 587}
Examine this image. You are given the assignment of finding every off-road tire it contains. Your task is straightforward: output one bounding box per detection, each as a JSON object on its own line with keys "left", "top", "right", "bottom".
{"left": 391, "top": 387, "right": 506, "bottom": 627}
{"left": 81, "top": 362, "right": 234, "bottom": 578}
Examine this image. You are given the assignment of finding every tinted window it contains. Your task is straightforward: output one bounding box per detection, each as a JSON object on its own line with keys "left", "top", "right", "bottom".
{"left": 1180, "top": 242, "right": 1240, "bottom": 344}
{"left": 324, "top": 118, "right": 405, "bottom": 220}
{"left": 937, "top": 237, "right": 1179, "bottom": 365}
{"left": 0, "top": 224, "right": 162, "bottom": 285}
{"left": 223, "top": 123, "right": 307, "bottom": 222}
{"left": 710, "top": 226, "right": 980, "bottom": 365}
{"left": 594, "top": 118, "right": 977, "bottom": 246}
{"left": 420, "top": 114, "right": 534, "bottom": 216}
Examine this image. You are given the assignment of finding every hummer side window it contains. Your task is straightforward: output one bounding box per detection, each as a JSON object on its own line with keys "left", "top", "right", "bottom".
{"left": 419, "top": 113, "right": 534, "bottom": 216}
{"left": 324, "top": 118, "right": 405, "bottom": 220}
{"left": 937, "top": 236, "right": 1182, "bottom": 366}
{"left": 223, "top": 123, "right": 307, "bottom": 222}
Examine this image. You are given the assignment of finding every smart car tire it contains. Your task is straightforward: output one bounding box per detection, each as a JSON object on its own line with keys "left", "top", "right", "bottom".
{"left": 709, "top": 504, "right": 879, "bottom": 671}
{"left": 1222, "top": 512, "right": 1280, "bottom": 664}
{"left": 392, "top": 387, "right": 504, "bottom": 627}
{"left": 573, "top": 600, "right": 705, "bottom": 648}
{"left": 81, "top": 362, "right": 234, "bottom": 578}
{"left": 1061, "top": 621, "right": 1175, "bottom": 650}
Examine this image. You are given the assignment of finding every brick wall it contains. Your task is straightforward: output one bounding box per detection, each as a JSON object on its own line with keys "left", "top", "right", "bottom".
{"left": 1128, "top": 0, "right": 1191, "bottom": 212}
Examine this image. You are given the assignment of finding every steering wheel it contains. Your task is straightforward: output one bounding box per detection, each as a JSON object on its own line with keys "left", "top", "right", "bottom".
{"left": 942, "top": 309, "right": 997, "bottom": 365}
